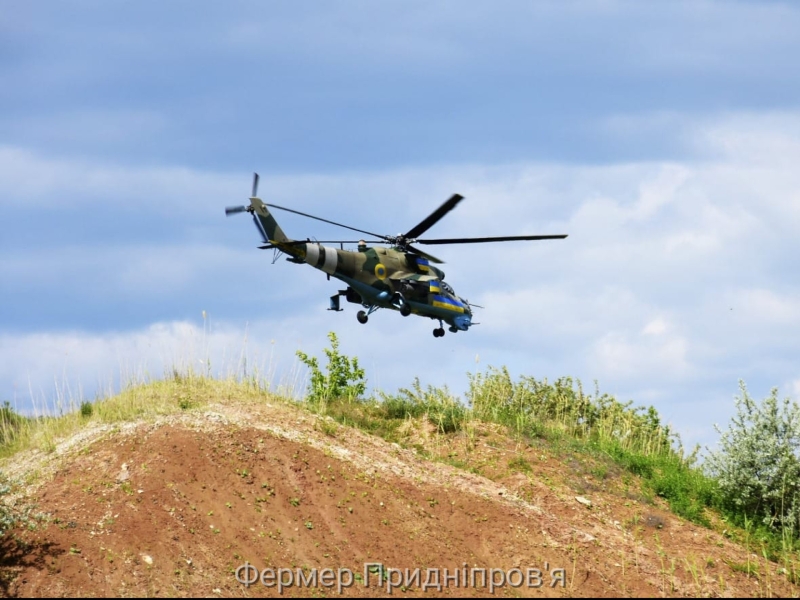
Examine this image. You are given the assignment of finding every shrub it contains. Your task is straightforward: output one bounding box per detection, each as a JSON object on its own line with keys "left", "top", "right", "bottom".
{"left": 296, "top": 332, "right": 366, "bottom": 405}
{"left": 80, "top": 401, "right": 93, "bottom": 418}
{"left": 705, "top": 381, "right": 800, "bottom": 538}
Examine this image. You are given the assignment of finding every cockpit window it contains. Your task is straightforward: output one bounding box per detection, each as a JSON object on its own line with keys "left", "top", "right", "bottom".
{"left": 441, "top": 282, "right": 454, "bottom": 294}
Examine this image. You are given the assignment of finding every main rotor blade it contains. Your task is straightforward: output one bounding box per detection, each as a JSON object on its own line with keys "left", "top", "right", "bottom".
{"left": 225, "top": 205, "right": 248, "bottom": 216}
{"left": 259, "top": 240, "right": 387, "bottom": 250}
{"left": 406, "top": 244, "right": 445, "bottom": 264}
{"left": 251, "top": 215, "right": 268, "bottom": 242}
{"left": 417, "top": 234, "right": 568, "bottom": 245}
{"left": 404, "top": 194, "right": 463, "bottom": 239}
{"left": 279, "top": 239, "right": 386, "bottom": 245}
{"left": 251, "top": 172, "right": 260, "bottom": 198}
{"left": 265, "top": 203, "right": 387, "bottom": 239}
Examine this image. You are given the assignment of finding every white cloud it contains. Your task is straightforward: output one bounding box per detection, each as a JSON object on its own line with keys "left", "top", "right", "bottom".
{"left": 789, "top": 379, "right": 800, "bottom": 400}
{"left": 694, "top": 111, "right": 800, "bottom": 166}
{"left": 736, "top": 289, "right": 800, "bottom": 325}
{"left": 642, "top": 317, "right": 669, "bottom": 336}
{"left": 589, "top": 330, "right": 690, "bottom": 381}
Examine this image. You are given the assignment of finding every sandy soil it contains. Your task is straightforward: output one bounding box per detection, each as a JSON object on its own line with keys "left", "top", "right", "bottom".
{"left": 1, "top": 400, "right": 797, "bottom": 597}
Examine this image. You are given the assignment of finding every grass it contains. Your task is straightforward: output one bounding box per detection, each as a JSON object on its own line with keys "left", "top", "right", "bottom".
{"left": 304, "top": 377, "right": 467, "bottom": 443}
{"left": 465, "top": 366, "right": 721, "bottom": 526}
{"left": 0, "top": 370, "right": 278, "bottom": 460}
{"left": 2, "top": 337, "right": 800, "bottom": 582}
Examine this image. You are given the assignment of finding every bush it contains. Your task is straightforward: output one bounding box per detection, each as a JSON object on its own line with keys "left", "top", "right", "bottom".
{"left": 705, "top": 381, "right": 800, "bottom": 538}
{"left": 296, "top": 332, "right": 366, "bottom": 405}
{"left": 80, "top": 401, "right": 93, "bottom": 418}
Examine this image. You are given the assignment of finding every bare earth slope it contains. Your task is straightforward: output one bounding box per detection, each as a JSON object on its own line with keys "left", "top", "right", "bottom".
{"left": 2, "top": 391, "right": 797, "bottom": 597}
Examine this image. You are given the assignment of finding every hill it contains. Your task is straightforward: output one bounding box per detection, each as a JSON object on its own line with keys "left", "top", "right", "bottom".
{"left": 1, "top": 376, "right": 798, "bottom": 597}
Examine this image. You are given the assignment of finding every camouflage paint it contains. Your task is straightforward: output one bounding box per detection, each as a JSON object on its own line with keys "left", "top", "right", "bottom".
{"left": 247, "top": 199, "right": 473, "bottom": 330}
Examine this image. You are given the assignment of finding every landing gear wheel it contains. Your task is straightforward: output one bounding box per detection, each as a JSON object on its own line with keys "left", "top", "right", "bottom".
{"left": 400, "top": 304, "right": 411, "bottom": 317}
{"left": 433, "top": 327, "right": 445, "bottom": 337}
{"left": 357, "top": 310, "right": 368, "bottom": 324}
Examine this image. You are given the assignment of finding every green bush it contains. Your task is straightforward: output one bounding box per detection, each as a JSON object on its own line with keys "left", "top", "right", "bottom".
{"left": 705, "top": 381, "right": 800, "bottom": 538}
{"left": 80, "top": 401, "right": 93, "bottom": 418}
{"left": 296, "top": 332, "right": 366, "bottom": 405}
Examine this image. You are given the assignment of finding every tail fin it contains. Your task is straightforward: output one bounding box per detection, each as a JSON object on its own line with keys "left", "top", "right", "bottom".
{"left": 249, "top": 197, "right": 290, "bottom": 243}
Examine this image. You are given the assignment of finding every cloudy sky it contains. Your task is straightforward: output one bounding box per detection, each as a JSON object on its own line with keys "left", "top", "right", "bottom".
{"left": 2, "top": 0, "right": 799, "bottom": 451}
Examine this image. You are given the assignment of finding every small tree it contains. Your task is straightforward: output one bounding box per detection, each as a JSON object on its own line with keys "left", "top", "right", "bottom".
{"left": 296, "top": 332, "right": 366, "bottom": 405}
{"left": 705, "top": 381, "right": 800, "bottom": 537}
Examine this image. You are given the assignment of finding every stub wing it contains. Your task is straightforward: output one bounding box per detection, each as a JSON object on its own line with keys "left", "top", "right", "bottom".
{"left": 388, "top": 271, "right": 440, "bottom": 282}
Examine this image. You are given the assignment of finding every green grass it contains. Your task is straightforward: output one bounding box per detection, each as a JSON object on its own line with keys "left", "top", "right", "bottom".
{"left": 0, "top": 370, "right": 277, "bottom": 459}
{"left": 301, "top": 377, "right": 467, "bottom": 442}
{"left": 2, "top": 337, "right": 799, "bottom": 574}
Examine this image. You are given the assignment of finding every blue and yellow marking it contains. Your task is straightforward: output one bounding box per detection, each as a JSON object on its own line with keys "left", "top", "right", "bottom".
{"left": 432, "top": 295, "right": 466, "bottom": 313}
{"left": 374, "top": 263, "right": 387, "bottom": 280}
{"left": 416, "top": 257, "right": 430, "bottom": 273}
{"left": 429, "top": 280, "right": 441, "bottom": 293}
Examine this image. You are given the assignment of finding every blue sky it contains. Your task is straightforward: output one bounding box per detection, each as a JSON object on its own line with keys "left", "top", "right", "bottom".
{"left": 2, "top": 0, "right": 800, "bottom": 451}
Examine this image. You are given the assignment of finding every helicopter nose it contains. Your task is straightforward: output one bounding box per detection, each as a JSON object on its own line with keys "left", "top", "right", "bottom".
{"left": 452, "top": 314, "right": 471, "bottom": 331}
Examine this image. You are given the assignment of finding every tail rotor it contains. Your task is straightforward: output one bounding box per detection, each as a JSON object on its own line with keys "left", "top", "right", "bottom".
{"left": 225, "top": 172, "right": 261, "bottom": 217}
{"left": 225, "top": 205, "right": 247, "bottom": 216}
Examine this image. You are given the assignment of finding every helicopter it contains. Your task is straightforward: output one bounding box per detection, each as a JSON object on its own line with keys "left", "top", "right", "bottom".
{"left": 226, "top": 173, "right": 567, "bottom": 337}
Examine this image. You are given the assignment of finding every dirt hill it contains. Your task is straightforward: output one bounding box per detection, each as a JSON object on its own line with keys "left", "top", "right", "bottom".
{"left": 1, "top": 381, "right": 797, "bottom": 597}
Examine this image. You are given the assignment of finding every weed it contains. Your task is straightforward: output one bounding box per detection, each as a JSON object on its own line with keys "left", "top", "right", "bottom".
{"left": 315, "top": 419, "right": 339, "bottom": 437}
{"left": 726, "top": 559, "right": 760, "bottom": 580}
{"left": 508, "top": 456, "right": 532, "bottom": 473}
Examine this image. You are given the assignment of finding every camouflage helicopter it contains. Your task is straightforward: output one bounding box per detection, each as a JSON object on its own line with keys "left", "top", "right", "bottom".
{"left": 226, "top": 173, "right": 567, "bottom": 337}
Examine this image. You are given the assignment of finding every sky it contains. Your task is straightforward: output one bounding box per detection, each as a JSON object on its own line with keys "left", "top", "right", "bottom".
{"left": 2, "top": 0, "right": 800, "bottom": 453}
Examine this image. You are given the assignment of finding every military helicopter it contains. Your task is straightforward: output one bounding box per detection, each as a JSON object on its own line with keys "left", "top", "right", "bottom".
{"left": 226, "top": 173, "right": 567, "bottom": 337}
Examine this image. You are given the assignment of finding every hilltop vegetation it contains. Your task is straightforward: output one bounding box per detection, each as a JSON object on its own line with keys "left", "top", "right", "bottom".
{"left": 1, "top": 332, "right": 799, "bottom": 595}
{"left": 300, "top": 333, "right": 800, "bottom": 568}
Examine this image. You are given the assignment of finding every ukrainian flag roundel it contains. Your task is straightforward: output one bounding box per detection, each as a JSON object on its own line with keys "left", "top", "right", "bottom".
{"left": 374, "top": 263, "right": 387, "bottom": 280}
